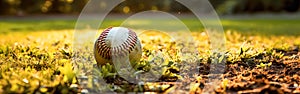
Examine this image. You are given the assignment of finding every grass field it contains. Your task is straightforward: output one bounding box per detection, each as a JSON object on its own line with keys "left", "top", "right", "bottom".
{"left": 1, "top": 16, "right": 300, "bottom": 36}
{"left": 0, "top": 16, "right": 300, "bottom": 93}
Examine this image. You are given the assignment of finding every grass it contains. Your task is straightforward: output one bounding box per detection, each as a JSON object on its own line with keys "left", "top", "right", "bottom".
{"left": 1, "top": 17, "right": 300, "bottom": 36}
{"left": 0, "top": 30, "right": 75, "bottom": 93}
{"left": 0, "top": 16, "right": 300, "bottom": 93}
{"left": 0, "top": 19, "right": 76, "bottom": 34}
{"left": 221, "top": 19, "right": 300, "bottom": 36}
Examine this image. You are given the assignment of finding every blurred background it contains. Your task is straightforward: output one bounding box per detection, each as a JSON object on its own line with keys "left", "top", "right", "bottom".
{"left": 0, "top": 0, "right": 299, "bottom": 16}
{"left": 1, "top": 0, "right": 300, "bottom": 36}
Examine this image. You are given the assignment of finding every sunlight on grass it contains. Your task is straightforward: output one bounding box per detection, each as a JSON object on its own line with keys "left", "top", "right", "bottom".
{"left": 0, "top": 29, "right": 299, "bottom": 93}
{"left": 1, "top": 18, "right": 299, "bottom": 36}
{"left": 0, "top": 17, "right": 300, "bottom": 93}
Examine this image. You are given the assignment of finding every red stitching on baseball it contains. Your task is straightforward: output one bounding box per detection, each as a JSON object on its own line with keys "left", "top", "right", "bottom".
{"left": 95, "top": 27, "right": 138, "bottom": 60}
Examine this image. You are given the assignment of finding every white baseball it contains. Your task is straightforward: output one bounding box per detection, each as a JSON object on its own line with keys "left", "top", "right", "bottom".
{"left": 94, "top": 27, "right": 142, "bottom": 67}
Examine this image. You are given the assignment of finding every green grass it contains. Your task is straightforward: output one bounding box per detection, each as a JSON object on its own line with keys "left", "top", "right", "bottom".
{"left": 1, "top": 17, "right": 300, "bottom": 36}
{"left": 0, "top": 19, "right": 76, "bottom": 34}
{"left": 221, "top": 19, "right": 300, "bottom": 36}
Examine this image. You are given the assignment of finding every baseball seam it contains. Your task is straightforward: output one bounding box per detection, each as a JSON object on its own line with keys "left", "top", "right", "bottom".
{"left": 95, "top": 27, "right": 138, "bottom": 59}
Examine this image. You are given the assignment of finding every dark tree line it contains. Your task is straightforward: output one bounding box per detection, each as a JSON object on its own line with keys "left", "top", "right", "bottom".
{"left": 0, "top": 0, "right": 299, "bottom": 15}
{"left": 0, "top": 0, "right": 88, "bottom": 15}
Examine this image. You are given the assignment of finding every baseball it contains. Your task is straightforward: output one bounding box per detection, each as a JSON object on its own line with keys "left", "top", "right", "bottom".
{"left": 94, "top": 27, "right": 142, "bottom": 67}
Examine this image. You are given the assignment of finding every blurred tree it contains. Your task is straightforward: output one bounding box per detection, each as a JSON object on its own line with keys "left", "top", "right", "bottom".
{"left": 159, "top": 0, "right": 172, "bottom": 11}
{"left": 216, "top": 0, "right": 238, "bottom": 15}
{"left": 209, "top": 0, "right": 226, "bottom": 9}
{"left": 245, "top": 0, "right": 264, "bottom": 13}
{"left": 72, "top": 0, "right": 89, "bottom": 13}
{"left": 48, "top": 0, "right": 72, "bottom": 13}
{"left": 0, "top": 0, "right": 10, "bottom": 15}
{"left": 214, "top": 0, "right": 299, "bottom": 14}
{"left": 233, "top": 0, "right": 247, "bottom": 13}
{"left": 19, "top": 0, "right": 44, "bottom": 14}
{"left": 262, "top": 0, "right": 284, "bottom": 12}
{"left": 0, "top": 0, "right": 300, "bottom": 15}
{"left": 49, "top": 0, "right": 61, "bottom": 13}
{"left": 284, "top": 0, "right": 300, "bottom": 12}
{"left": 128, "top": 0, "right": 156, "bottom": 13}
{"left": 111, "top": 0, "right": 187, "bottom": 14}
{"left": 0, "top": 0, "right": 21, "bottom": 15}
{"left": 169, "top": 0, "right": 189, "bottom": 13}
